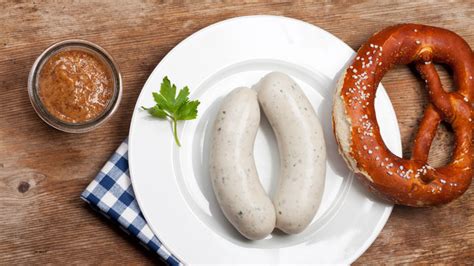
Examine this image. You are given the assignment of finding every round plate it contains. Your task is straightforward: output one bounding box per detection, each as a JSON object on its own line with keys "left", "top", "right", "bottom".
{"left": 129, "top": 15, "right": 401, "bottom": 264}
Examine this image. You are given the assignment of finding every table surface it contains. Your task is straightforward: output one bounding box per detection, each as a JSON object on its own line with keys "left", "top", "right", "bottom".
{"left": 0, "top": 1, "right": 472, "bottom": 264}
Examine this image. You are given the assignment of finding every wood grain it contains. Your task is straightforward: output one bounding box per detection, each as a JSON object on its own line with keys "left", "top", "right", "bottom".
{"left": 0, "top": 1, "right": 472, "bottom": 264}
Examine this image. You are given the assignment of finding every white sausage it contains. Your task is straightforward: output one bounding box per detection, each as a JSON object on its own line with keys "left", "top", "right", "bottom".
{"left": 255, "top": 72, "right": 326, "bottom": 234}
{"left": 209, "top": 87, "right": 276, "bottom": 240}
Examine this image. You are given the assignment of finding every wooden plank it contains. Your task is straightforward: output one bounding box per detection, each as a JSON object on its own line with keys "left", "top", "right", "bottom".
{"left": 0, "top": 1, "right": 472, "bottom": 264}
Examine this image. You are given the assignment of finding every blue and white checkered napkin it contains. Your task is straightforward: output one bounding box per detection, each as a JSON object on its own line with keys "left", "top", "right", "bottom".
{"left": 80, "top": 139, "right": 181, "bottom": 266}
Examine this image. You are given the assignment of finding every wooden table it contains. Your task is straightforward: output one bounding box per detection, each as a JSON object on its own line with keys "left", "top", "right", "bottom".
{"left": 1, "top": 1, "right": 472, "bottom": 264}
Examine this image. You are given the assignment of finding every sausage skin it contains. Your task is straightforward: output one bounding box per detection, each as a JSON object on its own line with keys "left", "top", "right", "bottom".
{"left": 256, "top": 72, "right": 326, "bottom": 234}
{"left": 209, "top": 87, "right": 276, "bottom": 240}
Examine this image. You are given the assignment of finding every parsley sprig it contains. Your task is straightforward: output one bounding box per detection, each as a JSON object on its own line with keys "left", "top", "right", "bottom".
{"left": 142, "top": 77, "right": 200, "bottom": 147}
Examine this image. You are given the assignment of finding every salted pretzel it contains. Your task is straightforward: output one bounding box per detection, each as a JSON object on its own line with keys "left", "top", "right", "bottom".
{"left": 333, "top": 24, "right": 473, "bottom": 206}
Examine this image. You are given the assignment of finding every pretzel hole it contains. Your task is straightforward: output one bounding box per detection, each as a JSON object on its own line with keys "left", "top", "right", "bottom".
{"left": 434, "top": 64, "right": 455, "bottom": 93}
{"left": 428, "top": 122, "right": 454, "bottom": 167}
{"left": 381, "top": 64, "right": 455, "bottom": 167}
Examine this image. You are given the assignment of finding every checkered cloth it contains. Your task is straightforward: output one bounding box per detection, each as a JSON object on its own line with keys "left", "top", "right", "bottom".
{"left": 80, "top": 139, "right": 181, "bottom": 266}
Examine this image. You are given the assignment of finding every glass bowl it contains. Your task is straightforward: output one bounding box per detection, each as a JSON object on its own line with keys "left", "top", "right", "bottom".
{"left": 28, "top": 39, "right": 122, "bottom": 133}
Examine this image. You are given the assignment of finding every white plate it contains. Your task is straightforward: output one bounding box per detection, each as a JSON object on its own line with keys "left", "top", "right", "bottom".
{"left": 129, "top": 15, "right": 402, "bottom": 264}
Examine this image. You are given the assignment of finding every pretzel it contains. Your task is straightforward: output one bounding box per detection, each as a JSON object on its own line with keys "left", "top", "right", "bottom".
{"left": 333, "top": 24, "right": 473, "bottom": 206}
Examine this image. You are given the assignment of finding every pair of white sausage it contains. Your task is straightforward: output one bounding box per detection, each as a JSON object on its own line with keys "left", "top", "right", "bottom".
{"left": 209, "top": 72, "right": 326, "bottom": 240}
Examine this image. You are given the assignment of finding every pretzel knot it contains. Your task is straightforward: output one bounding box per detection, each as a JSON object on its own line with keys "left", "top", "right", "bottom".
{"left": 333, "top": 24, "right": 474, "bottom": 206}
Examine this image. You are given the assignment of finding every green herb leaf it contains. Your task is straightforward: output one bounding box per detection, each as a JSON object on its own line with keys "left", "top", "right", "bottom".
{"left": 142, "top": 77, "right": 200, "bottom": 147}
{"left": 175, "top": 86, "right": 190, "bottom": 110}
{"left": 142, "top": 105, "right": 167, "bottom": 119}
{"left": 152, "top": 92, "right": 170, "bottom": 111}
{"left": 176, "top": 100, "right": 200, "bottom": 120}
{"left": 159, "top": 76, "right": 176, "bottom": 104}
